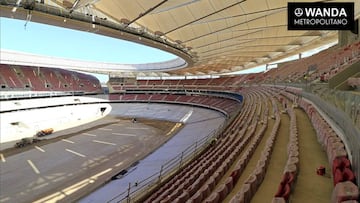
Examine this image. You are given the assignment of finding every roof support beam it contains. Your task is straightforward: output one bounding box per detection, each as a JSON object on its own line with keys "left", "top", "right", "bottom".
{"left": 126, "top": 0, "right": 169, "bottom": 27}
{"left": 192, "top": 6, "right": 286, "bottom": 25}
{"left": 183, "top": 8, "right": 284, "bottom": 43}
{"left": 201, "top": 50, "right": 285, "bottom": 60}
{"left": 195, "top": 25, "right": 286, "bottom": 49}
{"left": 163, "top": 0, "right": 247, "bottom": 35}
{"left": 199, "top": 39, "right": 257, "bottom": 54}
{"left": 69, "top": 0, "right": 80, "bottom": 13}
{"left": 195, "top": 28, "right": 322, "bottom": 50}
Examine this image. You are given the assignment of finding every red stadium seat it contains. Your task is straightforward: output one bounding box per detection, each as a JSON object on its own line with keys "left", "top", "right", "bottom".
{"left": 342, "top": 168, "right": 356, "bottom": 183}
{"left": 334, "top": 168, "right": 344, "bottom": 185}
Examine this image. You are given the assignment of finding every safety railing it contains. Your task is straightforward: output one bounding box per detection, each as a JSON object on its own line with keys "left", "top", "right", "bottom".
{"left": 0, "top": 90, "right": 76, "bottom": 100}
{"left": 268, "top": 83, "right": 360, "bottom": 191}
{"left": 300, "top": 91, "right": 360, "bottom": 189}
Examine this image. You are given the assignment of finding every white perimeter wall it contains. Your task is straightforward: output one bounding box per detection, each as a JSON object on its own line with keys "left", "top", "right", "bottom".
{"left": 0, "top": 96, "right": 112, "bottom": 150}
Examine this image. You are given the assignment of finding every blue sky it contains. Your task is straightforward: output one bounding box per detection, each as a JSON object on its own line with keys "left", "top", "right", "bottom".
{"left": 0, "top": 17, "right": 176, "bottom": 64}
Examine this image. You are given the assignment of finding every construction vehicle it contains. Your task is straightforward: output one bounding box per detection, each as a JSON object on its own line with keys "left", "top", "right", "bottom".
{"left": 36, "top": 128, "right": 54, "bottom": 137}
{"left": 14, "top": 138, "right": 41, "bottom": 148}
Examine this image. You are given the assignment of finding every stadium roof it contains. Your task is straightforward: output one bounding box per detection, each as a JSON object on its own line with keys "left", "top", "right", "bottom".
{"left": 1, "top": 0, "right": 359, "bottom": 76}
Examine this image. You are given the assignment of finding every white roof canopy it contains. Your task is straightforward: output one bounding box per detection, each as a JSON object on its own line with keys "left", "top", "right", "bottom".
{"left": 1, "top": 0, "right": 359, "bottom": 76}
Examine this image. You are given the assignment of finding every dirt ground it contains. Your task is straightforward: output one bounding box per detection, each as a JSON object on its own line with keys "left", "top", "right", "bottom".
{"left": 1, "top": 115, "right": 182, "bottom": 160}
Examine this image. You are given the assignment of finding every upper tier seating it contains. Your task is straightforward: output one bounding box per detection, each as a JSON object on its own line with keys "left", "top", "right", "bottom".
{"left": 0, "top": 64, "right": 102, "bottom": 94}
{"left": 108, "top": 41, "right": 360, "bottom": 94}
{"left": 0, "top": 64, "right": 24, "bottom": 88}
{"left": 264, "top": 41, "right": 360, "bottom": 84}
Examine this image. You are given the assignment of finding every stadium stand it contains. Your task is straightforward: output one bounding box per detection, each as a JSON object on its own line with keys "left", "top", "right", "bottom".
{"left": 107, "top": 44, "right": 360, "bottom": 93}
{"left": 0, "top": 64, "right": 103, "bottom": 94}
{"left": 104, "top": 40, "right": 360, "bottom": 202}
{"left": 2, "top": 0, "right": 360, "bottom": 201}
{"left": 0, "top": 64, "right": 24, "bottom": 88}
{"left": 107, "top": 76, "right": 245, "bottom": 92}
{"left": 108, "top": 93, "right": 240, "bottom": 116}
{"left": 282, "top": 87, "right": 359, "bottom": 203}
{"left": 263, "top": 41, "right": 360, "bottom": 85}
{"left": 1, "top": 40, "right": 359, "bottom": 203}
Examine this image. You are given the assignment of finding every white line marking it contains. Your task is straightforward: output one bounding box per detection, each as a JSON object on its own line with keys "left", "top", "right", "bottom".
{"left": 111, "top": 132, "right": 137, "bottom": 137}
{"left": 83, "top": 133, "right": 96, "bottom": 137}
{"left": 180, "top": 109, "right": 193, "bottom": 123}
{"left": 62, "top": 139, "right": 75, "bottom": 144}
{"left": 115, "top": 161, "right": 124, "bottom": 167}
{"left": 0, "top": 154, "right": 6, "bottom": 162}
{"left": 166, "top": 123, "right": 182, "bottom": 136}
{"left": 27, "top": 160, "right": 40, "bottom": 174}
{"left": 0, "top": 197, "right": 10, "bottom": 202}
{"left": 33, "top": 168, "right": 112, "bottom": 203}
{"left": 92, "top": 140, "right": 117, "bottom": 146}
{"left": 126, "top": 127, "right": 149, "bottom": 130}
{"left": 99, "top": 128, "right": 112, "bottom": 131}
{"left": 35, "top": 146, "right": 45, "bottom": 152}
{"left": 65, "top": 149, "right": 86, "bottom": 158}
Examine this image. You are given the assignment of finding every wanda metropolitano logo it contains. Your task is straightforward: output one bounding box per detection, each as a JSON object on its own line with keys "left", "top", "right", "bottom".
{"left": 288, "top": 2, "right": 354, "bottom": 30}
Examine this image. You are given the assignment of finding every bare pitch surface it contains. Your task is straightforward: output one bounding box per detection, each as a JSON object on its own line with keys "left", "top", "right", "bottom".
{"left": 81, "top": 103, "right": 226, "bottom": 203}
{"left": 0, "top": 116, "right": 181, "bottom": 203}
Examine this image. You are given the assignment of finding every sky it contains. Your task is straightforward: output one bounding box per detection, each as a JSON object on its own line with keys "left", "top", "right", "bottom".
{"left": 0, "top": 17, "right": 177, "bottom": 64}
